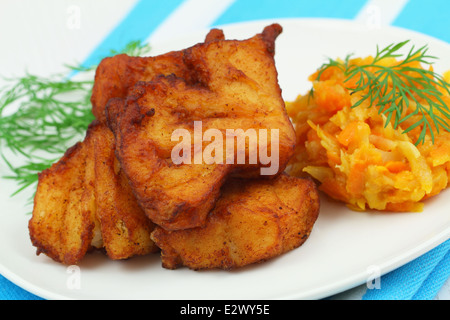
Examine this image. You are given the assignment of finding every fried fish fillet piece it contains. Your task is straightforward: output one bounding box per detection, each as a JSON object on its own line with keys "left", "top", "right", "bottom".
{"left": 151, "top": 174, "right": 320, "bottom": 270}
{"left": 106, "top": 24, "right": 296, "bottom": 231}
{"left": 182, "top": 23, "right": 295, "bottom": 178}
{"left": 90, "top": 29, "right": 225, "bottom": 123}
{"left": 29, "top": 127, "right": 97, "bottom": 265}
{"left": 106, "top": 79, "right": 231, "bottom": 232}
{"left": 29, "top": 121, "right": 157, "bottom": 265}
{"left": 91, "top": 122, "right": 158, "bottom": 259}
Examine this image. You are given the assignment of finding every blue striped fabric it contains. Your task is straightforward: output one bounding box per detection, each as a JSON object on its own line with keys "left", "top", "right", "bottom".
{"left": 363, "top": 239, "right": 450, "bottom": 300}
{"left": 1, "top": 0, "right": 450, "bottom": 300}
{"left": 0, "top": 275, "right": 42, "bottom": 300}
{"left": 213, "top": 0, "right": 368, "bottom": 26}
{"left": 393, "top": 0, "right": 450, "bottom": 43}
{"left": 80, "top": 0, "right": 184, "bottom": 69}
{"left": 412, "top": 248, "right": 450, "bottom": 300}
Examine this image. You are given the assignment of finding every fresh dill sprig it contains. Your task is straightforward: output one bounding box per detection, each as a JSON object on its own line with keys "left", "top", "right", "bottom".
{"left": 315, "top": 40, "right": 450, "bottom": 145}
{"left": 0, "top": 40, "right": 151, "bottom": 197}
{"left": 109, "top": 39, "right": 152, "bottom": 57}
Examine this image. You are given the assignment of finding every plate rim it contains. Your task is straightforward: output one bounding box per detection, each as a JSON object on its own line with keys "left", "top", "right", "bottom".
{"left": 1, "top": 17, "right": 450, "bottom": 300}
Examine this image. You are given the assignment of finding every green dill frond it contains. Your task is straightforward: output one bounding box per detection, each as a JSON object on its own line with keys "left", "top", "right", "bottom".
{"left": 109, "top": 40, "right": 152, "bottom": 57}
{"left": 0, "top": 40, "right": 151, "bottom": 197}
{"left": 316, "top": 40, "right": 450, "bottom": 145}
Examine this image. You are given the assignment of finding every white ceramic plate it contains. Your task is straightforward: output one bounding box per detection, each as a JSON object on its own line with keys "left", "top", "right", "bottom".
{"left": 1, "top": 18, "right": 450, "bottom": 300}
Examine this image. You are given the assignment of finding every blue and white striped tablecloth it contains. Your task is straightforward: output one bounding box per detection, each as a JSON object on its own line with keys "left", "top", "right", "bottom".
{"left": 0, "top": 0, "right": 449, "bottom": 300}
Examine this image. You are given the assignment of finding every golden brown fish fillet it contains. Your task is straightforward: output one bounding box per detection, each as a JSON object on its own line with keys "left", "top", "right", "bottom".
{"left": 106, "top": 24, "right": 296, "bottom": 231}
{"left": 90, "top": 29, "right": 225, "bottom": 123}
{"left": 91, "top": 52, "right": 187, "bottom": 124}
{"left": 29, "top": 121, "right": 158, "bottom": 265}
{"left": 151, "top": 174, "right": 320, "bottom": 270}
{"left": 91, "top": 122, "right": 158, "bottom": 259}
{"left": 29, "top": 130, "right": 97, "bottom": 265}
{"left": 182, "top": 23, "right": 295, "bottom": 178}
{"left": 106, "top": 79, "right": 231, "bottom": 232}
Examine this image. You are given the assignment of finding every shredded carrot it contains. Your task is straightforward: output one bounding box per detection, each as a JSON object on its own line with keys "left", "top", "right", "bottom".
{"left": 313, "top": 80, "right": 351, "bottom": 114}
{"left": 385, "top": 161, "right": 409, "bottom": 173}
{"left": 337, "top": 121, "right": 369, "bottom": 147}
{"left": 286, "top": 56, "right": 450, "bottom": 212}
{"left": 347, "top": 162, "right": 367, "bottom": 196}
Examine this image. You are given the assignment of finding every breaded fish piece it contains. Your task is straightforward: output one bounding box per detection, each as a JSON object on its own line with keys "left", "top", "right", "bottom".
{"left": 91, "top": 52, "right": 188, "bottom": 124}
{"left": 91, "top": 122, "right": 158, "bottom": 259}
{"left": 29, "top": 130, "right": 97, "bottom": 265}
{"left": 90, "top": 29, "right": 225, "bottom": 123}
{"left": 106, "top": 24, "right": 296, "bottom": 231}
{"left": 106, "top": 79, "right": 231, "bottom": 232}
{"left": 29, "top": 121, "right": 157, "bottom": 265}
{"left": 151, "top": 174, "right": 320, "bottom": 270}
{"left": 183, "top": 23, "right": 295, "bottom": 178}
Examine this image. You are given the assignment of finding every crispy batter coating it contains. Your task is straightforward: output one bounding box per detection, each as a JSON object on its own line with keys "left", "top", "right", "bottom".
{"left": 29, "top": 130, "right": 96, "bottom": 265}
{"left": 29, "top": 121, "right": 158, "bottom": 265}
{"left": 91, "top": 52, "right": 188, "bottom": 124}
{"left": 106, "top": 79, "right": 231, "bottom": 231}
{"left": 29, "top": 24, "right": 319, "bottom": 270}
{"left": 151, "top": 174, "right": 320, "bottom": 270}
{"left": 106, "top": 24, "right": 296, "bottom": 231}
{"left": 90, "top": 28, "right": 225, "bottom": 123}
{"left": 91, "top": 122, "right": 158, "bottom": 259}
{"left": 182, "top": 23, "right": 295, "bottom": 178}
